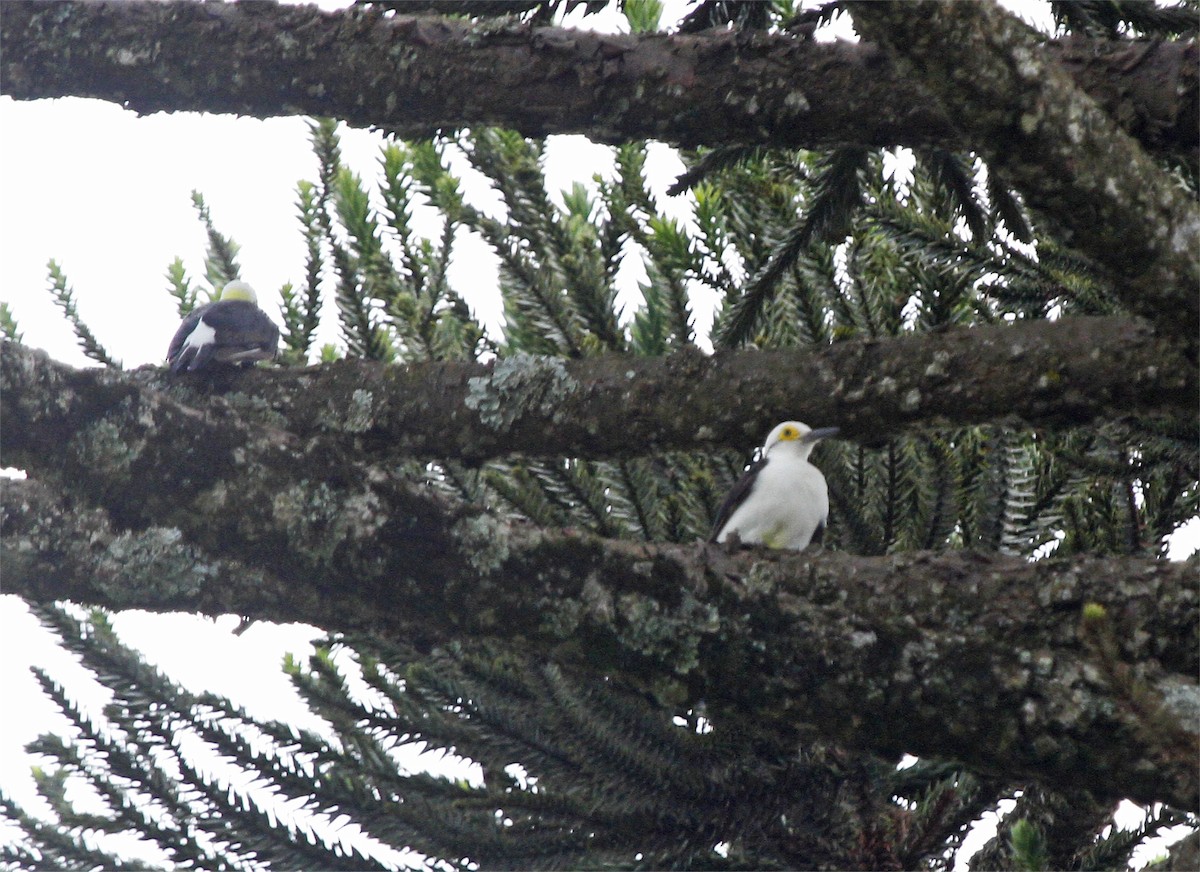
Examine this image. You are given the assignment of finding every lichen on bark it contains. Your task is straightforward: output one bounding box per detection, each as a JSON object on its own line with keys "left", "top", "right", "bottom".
{"left": 1, "top": 1, "right": 1195, "bottom": 162}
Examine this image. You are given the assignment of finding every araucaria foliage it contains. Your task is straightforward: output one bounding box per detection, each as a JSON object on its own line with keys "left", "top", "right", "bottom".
{"left": 3, "top": 1, "right": 1196, "bottom": 870}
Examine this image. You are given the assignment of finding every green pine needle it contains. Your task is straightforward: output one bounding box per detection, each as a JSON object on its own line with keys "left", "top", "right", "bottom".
{"left": 0, "top": 301, "right": 23, "bottom": 343}
{"left": 716, "top": 146, "right": 869, "bottom": 348}
{"left": 190, "top": 190, "right": 241, "bottom": 295}
{"left": 1010, "top": 818, "right": 1049, "bottom": 872}
{"left": 45, "top": 260, "right": 121, "bottom": 368}
{"left": 164, "top": 256, "right": 197, "bottom": 318}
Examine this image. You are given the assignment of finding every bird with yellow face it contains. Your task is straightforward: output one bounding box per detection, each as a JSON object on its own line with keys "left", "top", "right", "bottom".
{"left": 167, "top": 281, "right": 279, "bottom": 374}
{"left": 710, "top": 421, "right": 839, "bottom": 551}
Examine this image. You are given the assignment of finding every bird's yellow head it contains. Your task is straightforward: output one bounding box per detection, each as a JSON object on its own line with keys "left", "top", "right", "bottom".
{"left": 763, "top": 420, "right": 839, "bottom": 455}
{"left": 219, "top": 280, "right": 258, "bottom": 304}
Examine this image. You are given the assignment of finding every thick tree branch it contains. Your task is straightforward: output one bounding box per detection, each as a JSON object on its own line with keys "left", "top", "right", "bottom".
{"left": 847, "top": 1, "right": 1200, "bottom": 344}
{"left": 4, "top": 315, "right": 1192, "bottom": 620}
{"left": 2, "top": 338, "right": 468, "bottom": 600}
{"left": 3, "top": 332, "right": 1197, "bottom": 807}
{"left": 1, "top": 475, "right": 291, "bottom": 616}
{"left": 2, "top": 317, "right": 1185, "bottom": 477}
{"left": 3, "top": 475, "right": 1196, "bottom": 809}
{"left": 234, "top": 317, "right": 1195, "bottom": 462}
{"left": 1, "top": 1, "right": 1194, "bottom": 164}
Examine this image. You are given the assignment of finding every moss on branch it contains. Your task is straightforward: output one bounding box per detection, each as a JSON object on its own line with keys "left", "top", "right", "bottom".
{"left": 2, "top": 317, "right": 1181, "bottom": 469}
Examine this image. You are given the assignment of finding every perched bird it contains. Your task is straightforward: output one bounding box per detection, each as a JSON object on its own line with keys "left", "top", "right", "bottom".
{"left": 167, "top": 281, "right": 279, "bottom": 374}
{"left": 709, "top": 421, "right": 839, "bottom": 551}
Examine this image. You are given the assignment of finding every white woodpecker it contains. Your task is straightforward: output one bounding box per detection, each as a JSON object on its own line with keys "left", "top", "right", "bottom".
{"left": 167, "top": 281, "right": 279, "bottom": 374}
{"left": 709, "top": 420, "right": 839, "bottom": 551}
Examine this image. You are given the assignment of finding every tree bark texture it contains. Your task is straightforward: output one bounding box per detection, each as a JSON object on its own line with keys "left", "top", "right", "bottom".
{"left": 846, "top": 0, "right": 1200, "bottom": 344}
{"left": 3, "top": 331, "right": 1198, "bottom": 808}
{"left": 3, "top": 316, "right": 1187, "bottom": 470}
{"left": 2, "top": 315, "right": 1194, "bottom": 594}
{"left": 3, "top": 475, "right": 1196, "bottom": 810}
{"left": 1, "top": 0, "right": 1195, "bottom": 163}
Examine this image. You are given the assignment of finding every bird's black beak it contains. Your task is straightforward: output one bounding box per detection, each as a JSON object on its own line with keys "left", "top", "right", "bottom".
{"left": 801, "top": 426, "right": 840, "bottom": 443}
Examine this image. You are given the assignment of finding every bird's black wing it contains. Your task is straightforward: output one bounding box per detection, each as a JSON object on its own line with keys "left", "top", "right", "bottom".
{"left": 708, "top": 457, "right": 767, "bottom": 542}
{"left": 167, "top": 304, "right": 212, "bottom": 372}
{"left": 203, "top": 300, "right": 279, "bottom": 350}
{"left": 810, "top": 518, "right": 826, "bottom": 547}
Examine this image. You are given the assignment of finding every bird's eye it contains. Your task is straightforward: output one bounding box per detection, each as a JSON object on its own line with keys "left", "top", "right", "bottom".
{"left": 782, "top": 427, "right": 796, "bottom": 438}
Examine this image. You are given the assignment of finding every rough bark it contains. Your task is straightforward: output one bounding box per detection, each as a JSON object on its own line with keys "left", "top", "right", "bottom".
{"left": 0, "top": 0, "right": 1194, "bottom": 164}
{"left": 3, "top": 317, "right": 1188, "bottom": 474}
{"left": 3, "top": 314, "right": 1193, "bottom": 617}
{"left": 4, "top": 331, "right": 1198, "bottom": 808}
{"left": 846, "top": 0, "right": 1200, "bottom": 345}
{"left": 3, "top": 474, "right": 1196, "bottom": 810}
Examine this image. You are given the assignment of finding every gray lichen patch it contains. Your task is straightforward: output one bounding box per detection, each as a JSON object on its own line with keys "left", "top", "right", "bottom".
{"left": 539, "top": 591, "right": 584, "bottom": 638}
{"left": 614, "top": 589, "right": 719, "bottom": 676}
{"left": 580, "top": 573, "right": 615, "bottom": 623}
{"left": 271, "top": 481, "right": 386, "bottom": 565}
{"left": 220, "top": 392, "right": 291, "bottom": 430}
{"left": 94, "top": 526, "right": 211, "bottom": 606}
{"left": 317, "top": 387, "right": 379, "bottom": 434}
{"left": 739, "top": 561, "right": 778, "bottom": 598}
{"left": 452, "top": 512, "right": 512, "bottom": 574}
{"left": 465, "top": 353, "right": 579, "bottom": 432}
{"left": 193, "top": 480, "right": 230, "bottom": 515}
{"left": 1156, "top": 676, "right": 1200, "bottom": 733}
{"left": 344, "top": 389, "right": 376, "bottom": 433}
{"left": 924, "top": 350, "right": 951, "bottom": 379}
{"left": 69, "top": 418, "right": 145, "bottom": 479}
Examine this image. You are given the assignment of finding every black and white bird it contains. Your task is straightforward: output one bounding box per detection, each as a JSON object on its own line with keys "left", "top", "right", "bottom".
{"left": 167, "top": 281, "right": 279, "bottom": 374}
{"left": 709, "top": 421, "right": 839, "bottom": 551}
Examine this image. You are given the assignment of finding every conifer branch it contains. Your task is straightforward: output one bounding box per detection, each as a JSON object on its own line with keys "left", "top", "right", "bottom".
{"left": 846, "top": 0, "right": 1199, "bottom": 342}
{"left": 191, "top": 191, "right": 241, "bottom": 294}
{"left": 44, "top": 261, "right": 121, "bottom": 369}
{"left": 164, "top": 257, "right": 198, "bottom": 318}
{"left": 716, "top": 146, "right": 869, "bottom": 348}
{"left": 0, "top": 302, "right": 23, "bottom": 343}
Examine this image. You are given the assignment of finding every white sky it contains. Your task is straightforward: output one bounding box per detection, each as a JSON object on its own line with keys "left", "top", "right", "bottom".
{"left": 0, "top": 0, "right": 1193, "bottom": 867}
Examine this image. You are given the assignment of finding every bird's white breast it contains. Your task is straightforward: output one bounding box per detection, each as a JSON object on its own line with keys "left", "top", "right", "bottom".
{"left": 720, "top": 454, "right": 829, "bottom": 550}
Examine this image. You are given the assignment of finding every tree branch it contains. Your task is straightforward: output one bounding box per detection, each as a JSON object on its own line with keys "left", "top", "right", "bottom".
{"left": 1, "top": 0, "right": 1194, "bottom": 164}
{"left": 4, "top": 314, "right": 1192, "bottom": 637}
{"left": 3, "top": 317, "right": 1188, "bottom": 477}
{"left": 4, "top": 475, "right": 1196, "bottom": 809}
{"left": 846, "top": 0, "right": 1200, "bottom": 344}
{"left": 244, "top": 316, "right": 1196, "bottom": 461}
{"left": 2, "top": 338, "right": 469, "bottom": 599}
{"left": 1, "top": 475, "right": 293, "bottom": 616}
{"left": 4, "top": 329, "right": 1197, "bottom": 807}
